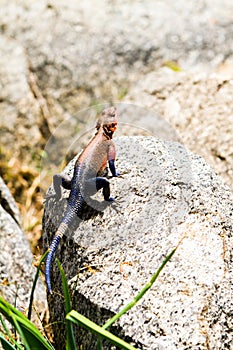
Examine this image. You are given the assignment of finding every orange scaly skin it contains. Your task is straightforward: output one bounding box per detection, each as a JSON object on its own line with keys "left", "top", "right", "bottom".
{"left": 45, "top": 107, "right": 119, "bottom": 294}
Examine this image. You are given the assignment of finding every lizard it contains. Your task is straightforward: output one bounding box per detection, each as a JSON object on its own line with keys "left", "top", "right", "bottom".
{"left": 45, "top": 106, "right": 119, "bottom": 294}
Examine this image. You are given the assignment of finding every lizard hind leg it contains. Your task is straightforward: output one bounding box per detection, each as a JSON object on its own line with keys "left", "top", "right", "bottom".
{"left": 54, "top": 174, "right": 72, "bottom": 198}
{"left": 95, "top": 177, "right": 114, "bottom": 201}
{"left": 84, "top": 177, "right": 113, "bottom": 201}
{"left": 46, "top": 174, "right": 72, "bottom": 200}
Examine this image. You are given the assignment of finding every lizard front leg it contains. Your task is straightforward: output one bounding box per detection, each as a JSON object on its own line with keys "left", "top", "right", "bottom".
{"left": 108, "top": 159, "right": 120, "bottom": 177}
{"left": 108, "top": 141, "right": 119, "bottom": 177}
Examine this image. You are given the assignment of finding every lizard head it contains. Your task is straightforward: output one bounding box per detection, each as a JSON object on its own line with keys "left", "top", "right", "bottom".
{"left": 96, "top": 107, "right": 118, "bottom": 138}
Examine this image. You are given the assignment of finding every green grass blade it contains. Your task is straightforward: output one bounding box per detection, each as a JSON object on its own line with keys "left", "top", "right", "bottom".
{"left": 12, "top": 314, "right": 55, "bottom": 350}
{"left": 28, "top": 250, "right": 49, "bottom": 320}
{"left": 0, "top": 334, "right": 17, "bottom": 350}
{"left": 102, "top": 247, "right": 176, "bottom": 330}
{"left": 56, "top": 259, "right": 77, "bottom": 350}
{"left": 0, "top": 314, "right": 23, "bottom": 350}
{"left": 66, "top": 310, "right": 137, "bottom": 350}
{"left": 56, "top": 259, "right": 72, "bottom": 315}
{"left": 0, "top": 296, "right": 55, "bottom": 350}
{"left": 12, "top": 316, "right": 31, "bottom": 350}
{"left": 97, "top": 339, "right": 103, "bottom": 350}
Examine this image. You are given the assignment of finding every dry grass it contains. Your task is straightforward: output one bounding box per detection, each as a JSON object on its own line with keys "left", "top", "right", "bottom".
{"left": 0, "top": 147, "right": 44, "bottom": 255}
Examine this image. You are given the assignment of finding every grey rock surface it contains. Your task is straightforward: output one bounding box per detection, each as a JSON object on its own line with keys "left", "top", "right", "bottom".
{"left": 0, "top": 176, "right": 47, "bottom": 319}
{"left": 0, "top": 176, "right": 22, "bottom": 226}
{"left": 0, "top": 35, "right": 42, "bottom": 150}
{"left": 126, "top": 69, "right": 233, "bottom": 190}
{"left": 43, "top": 136, "right": 233, "bottom": 350}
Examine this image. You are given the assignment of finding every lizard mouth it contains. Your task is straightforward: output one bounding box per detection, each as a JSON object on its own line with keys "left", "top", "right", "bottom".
{"left": 108, "top": 122, "right": 117, "bottom": 132}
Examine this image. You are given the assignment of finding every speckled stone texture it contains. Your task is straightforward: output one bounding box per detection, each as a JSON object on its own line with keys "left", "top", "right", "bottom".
{"left": 43, "top": 136, "right": 233, "bottom": 350}
{"left": 0, "top": 176, "right": 47, "bottom": 322}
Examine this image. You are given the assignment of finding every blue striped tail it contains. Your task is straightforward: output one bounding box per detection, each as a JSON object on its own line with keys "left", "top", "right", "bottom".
{"left": 45, "top": 235, "right": 62, "bottom": 294}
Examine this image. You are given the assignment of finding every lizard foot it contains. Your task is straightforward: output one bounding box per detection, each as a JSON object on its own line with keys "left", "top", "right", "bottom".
{"left": 109, "top": 170, "right": 129, "bottom": 179}
{"left": 46, "top": 193, "right": 60, "bottom": 199}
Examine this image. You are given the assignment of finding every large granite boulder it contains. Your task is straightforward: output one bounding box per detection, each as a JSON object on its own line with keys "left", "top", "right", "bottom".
{"left": 43, "top": 136, "right": 233, "bottom": 349}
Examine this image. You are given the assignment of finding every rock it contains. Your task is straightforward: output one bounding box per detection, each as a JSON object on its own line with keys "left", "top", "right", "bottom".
{"left": 0, "top": 177, "right": 22, "bottom": 226}
{"left": 43, "top": 136, "right": 233, "bottom": 350}
{"left": 0, "top": 176, "right": 47, "bottom": 320}
{"left": 126, "top": 69, "right": 233, "bottom": 190}
{"left": 0, "top": 36, "right": 43, "bottom": 152}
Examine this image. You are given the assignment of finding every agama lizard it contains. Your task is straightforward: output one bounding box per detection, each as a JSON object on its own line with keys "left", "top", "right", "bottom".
{"left": 45, "top": 107, "right": 119, "bottom": 294}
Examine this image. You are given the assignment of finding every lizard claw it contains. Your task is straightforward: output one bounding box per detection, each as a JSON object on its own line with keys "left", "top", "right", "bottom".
{"left": 109, "top": 201, "right": 121, "bottom": 213}
{"left": 45, "top": 193, "right": 56, "bottom": 200}
{"left": 107, "top": 197, "right": 124, "bottom": 213}
{"left": 112, "top": 170, "right": 129, "bottom": 178}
